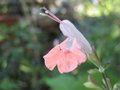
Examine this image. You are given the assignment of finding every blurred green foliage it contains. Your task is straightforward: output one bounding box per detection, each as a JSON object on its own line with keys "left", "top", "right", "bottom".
{"left": 0, "top": 0, "right": 120, "bottom": 90}
{"left": 0, "top": 22, "right": 50, "bottom": 89}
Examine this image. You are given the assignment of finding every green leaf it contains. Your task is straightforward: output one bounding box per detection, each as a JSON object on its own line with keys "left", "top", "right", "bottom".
{"left": 113, "top": 82, "right": 120, "bottom": 90}
{"left": 84, "top": 82, "right": 102, "bottom": 90}
{"left": 45, "top": 75, "right": 92, "bottom": 90}
{"left": 84, "top": 75, "right": 103, "bottom": 90}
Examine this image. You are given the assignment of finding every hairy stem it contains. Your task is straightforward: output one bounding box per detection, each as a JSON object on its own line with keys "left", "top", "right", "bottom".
{"left": 90, "top": 48, "right": 111, "bottom": 90}
{"left": 101, "top": 72, "right": 110, "bottom": 90}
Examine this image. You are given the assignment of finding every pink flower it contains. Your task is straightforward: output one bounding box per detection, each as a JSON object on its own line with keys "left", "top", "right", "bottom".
{"left": 41, "top": 7, "right": 92, "bottom": 73}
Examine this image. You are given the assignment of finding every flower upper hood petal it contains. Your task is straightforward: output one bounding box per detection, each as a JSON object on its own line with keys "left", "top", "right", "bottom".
{"left": 60, "top": 20, "right": 92, "bottom": 54}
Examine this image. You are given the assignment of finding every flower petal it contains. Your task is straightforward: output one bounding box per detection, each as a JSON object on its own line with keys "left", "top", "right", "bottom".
{"left": 70, "top": 39, "right": 87, "bottom": 64}
{"left": 43, "top": 45, "right": 61, "bottom": 70}
{"left": 57, "top": 50, "right": 79, "bottom": 73}
{"left": 59, "top": 38, "right": 73, "bottom": 49}
{"left": 60, "top": 20, "right": 92, "bottom": 54}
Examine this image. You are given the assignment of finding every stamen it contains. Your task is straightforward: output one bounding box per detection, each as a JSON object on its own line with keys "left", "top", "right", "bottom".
{"left": 40, "top": 7, "right": 62, "bottom": 23}
{"left": 40, "top": 12, "right": 60, "bottom": 23}
{"left": 39, "top": 13, "right": 46, "bottom": 16}
{"left": 43, "top": 7, "right": 61, "bottom": 22}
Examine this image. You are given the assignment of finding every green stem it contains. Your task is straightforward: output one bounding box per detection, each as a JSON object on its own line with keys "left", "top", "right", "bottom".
{"left": 89, "top": 48, "right": 111, "bottom": 90}
{"left": 101, "top": 72, "right": 109, "bottom": 90}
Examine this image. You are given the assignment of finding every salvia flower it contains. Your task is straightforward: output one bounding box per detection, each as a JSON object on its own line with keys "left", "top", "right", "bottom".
{"left": 41, "top": 7, "right": 92, "bottom": 73}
